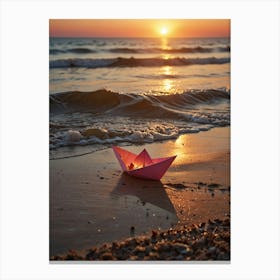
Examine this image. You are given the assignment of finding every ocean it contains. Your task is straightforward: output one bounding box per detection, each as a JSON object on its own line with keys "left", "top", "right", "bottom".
{"left": 49, "top": 37, "right": 230, "bottom": 159}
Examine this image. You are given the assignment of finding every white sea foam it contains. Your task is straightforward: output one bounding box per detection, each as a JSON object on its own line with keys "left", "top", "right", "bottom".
{"left": 66, "top": 130, "right": 82, "bottom": 143}
{"left": 49, "top": 119, "right": 219, "bottom": 153}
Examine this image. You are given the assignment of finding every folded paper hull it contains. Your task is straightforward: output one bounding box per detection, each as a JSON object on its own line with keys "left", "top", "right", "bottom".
{"left": 112, "top": 146, "right": 176, "bottom": 180}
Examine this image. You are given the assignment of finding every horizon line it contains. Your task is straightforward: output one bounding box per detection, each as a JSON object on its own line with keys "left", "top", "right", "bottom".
{"left": 49, "top": 36, "right": 230, "bottom": 39}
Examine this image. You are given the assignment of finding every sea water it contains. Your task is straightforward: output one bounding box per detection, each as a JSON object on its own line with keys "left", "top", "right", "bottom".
{"left": 49, "top": 37, "right": 230, "bottom": 159}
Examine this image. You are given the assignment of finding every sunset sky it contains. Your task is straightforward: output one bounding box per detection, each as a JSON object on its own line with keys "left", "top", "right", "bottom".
{"left": 50, "top": 19, "right": 230, "bottom": 38}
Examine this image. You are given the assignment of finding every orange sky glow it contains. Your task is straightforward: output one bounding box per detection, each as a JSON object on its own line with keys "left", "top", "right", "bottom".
{"left": 50, "top": 19, "right": 230, "bottom": 38}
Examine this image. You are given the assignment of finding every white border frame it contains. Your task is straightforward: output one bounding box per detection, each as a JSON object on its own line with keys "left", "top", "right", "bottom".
{"left": 1, "top": 0, "right": 279, "bottom": 279}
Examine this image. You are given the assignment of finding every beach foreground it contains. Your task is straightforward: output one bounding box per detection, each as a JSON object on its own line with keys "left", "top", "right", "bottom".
{"left": 50, "top": 127, "right": 230, "bottom": 259}
{"left": 51, "top": 218, "right": 230, "bottom": 261}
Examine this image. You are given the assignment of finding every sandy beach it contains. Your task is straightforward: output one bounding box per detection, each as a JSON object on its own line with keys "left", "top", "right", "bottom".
{"left": 50, "top": 126, "right": 230, "bottom": 260}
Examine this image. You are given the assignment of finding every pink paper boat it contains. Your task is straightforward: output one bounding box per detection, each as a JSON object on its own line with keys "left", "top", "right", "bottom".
{"left": 112, "top": 146, "right": 176, "bottom": 180}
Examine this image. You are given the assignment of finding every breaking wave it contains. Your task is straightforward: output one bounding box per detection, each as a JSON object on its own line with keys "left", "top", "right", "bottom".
{"left": 49, "top": 88, "right": 230, "bottom": 154}
{"left": 49, "top": 57, "right": 230, "bottom": 69}
{"left": 49, "top": 46, "right": 230, "bottom": 55}
{"left": 50, "top": 88, "right": 230, "bottom": 118}
{"left": 108, "top": 46, "right": 230, "bottom": 54}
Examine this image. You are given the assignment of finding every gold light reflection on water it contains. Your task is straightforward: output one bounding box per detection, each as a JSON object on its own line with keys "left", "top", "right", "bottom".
{"left": 150, "top": 135, "right": 192, "bottom": 169}
{"left": 158, "top": 38, "right": 179, "bottom": 94}
{"left": 171, "top": 135, "right": 192, "bottom": 165}
{"left": 163, "top": 79, "right": 173, "bottom": 92}
{"left": 175, "top": 135, "right": 185, "bottom": 147}
{"left": 161, "top": 38, "right": 171, "bottom": 59}
{"left": 162, "top": 54, "right": 171, "bottom": 60}
{"left": 162, "top": 66, "right": 172, "bottom": 75}
{"left": 159, "top": 66, "right": 177, "bottom": 94}
{"left": 161, "top": 37, "right": 169, "bottom": 50}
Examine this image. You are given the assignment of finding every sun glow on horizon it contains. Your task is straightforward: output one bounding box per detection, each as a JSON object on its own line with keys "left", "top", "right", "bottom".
{"left": 160, "top": 27, "right": 168, "bottom": 36}
{"left": 50, "top": 19, "right": 230, "bottom": 38}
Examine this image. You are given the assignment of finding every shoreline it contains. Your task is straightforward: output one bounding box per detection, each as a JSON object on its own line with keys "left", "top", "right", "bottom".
{"left": 50, "top": 124, "right": 230, "bottom": 161}
{"left": 50, "top": 126, "right": 230, "bottom": 258}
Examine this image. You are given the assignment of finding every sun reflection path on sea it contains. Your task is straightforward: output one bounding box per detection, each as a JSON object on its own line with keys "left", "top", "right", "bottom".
{"left": 163, "top": 79, "right": 173, "bottom": 92}
{"left": 161, "top": 37, "right": 170, "bottom": 50}
{"left": 157, "top": 65, "right": 179, "bottom": 94}
{"left": 162, "top": 65, "right": 172, "bottom": 75}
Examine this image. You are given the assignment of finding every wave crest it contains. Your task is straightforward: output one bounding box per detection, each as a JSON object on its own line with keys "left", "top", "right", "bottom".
{"left": 49, "top": 57, "right": 230, "bottom": 69}
{"left": 49, "top": 46, "right": 230, "bottom": 55}
{"left": 50, "top": 89, "right": 230, "bottom": 152}
{"left": 50, "top": 88, "right": 230, "bottom": 117}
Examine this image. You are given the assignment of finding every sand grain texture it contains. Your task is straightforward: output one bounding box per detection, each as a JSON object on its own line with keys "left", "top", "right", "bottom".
{"left": 50, "top": 127, "right": 230, "bottom": 258}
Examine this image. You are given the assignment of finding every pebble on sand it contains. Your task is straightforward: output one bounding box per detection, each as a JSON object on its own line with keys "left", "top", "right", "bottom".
{"left": 51, "top": 218, "right": 230, "bottom": 261}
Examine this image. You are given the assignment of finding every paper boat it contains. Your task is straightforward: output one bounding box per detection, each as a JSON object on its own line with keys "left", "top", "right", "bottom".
{"left": 112, "top": 146, "right": 176, "bottom": 180}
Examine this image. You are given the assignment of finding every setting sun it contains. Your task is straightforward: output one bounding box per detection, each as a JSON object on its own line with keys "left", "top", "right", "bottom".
{"left": 160, "top": 27, "right": 168, "bottom": 36}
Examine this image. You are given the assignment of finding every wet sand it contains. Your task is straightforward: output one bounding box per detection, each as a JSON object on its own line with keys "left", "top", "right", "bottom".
{"left": 50, "top": 126, "right": 230, "bottom": 259}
